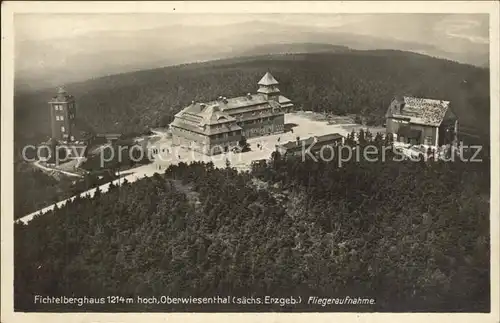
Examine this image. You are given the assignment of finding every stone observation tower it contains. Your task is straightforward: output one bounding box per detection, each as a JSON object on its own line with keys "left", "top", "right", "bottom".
{"left": 48, "top": 87, "right": 77, "bottom": 142}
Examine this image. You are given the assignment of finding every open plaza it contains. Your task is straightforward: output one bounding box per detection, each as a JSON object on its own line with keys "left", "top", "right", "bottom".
{"left": 146, "top": 112, "right": 386, "bottom": 172}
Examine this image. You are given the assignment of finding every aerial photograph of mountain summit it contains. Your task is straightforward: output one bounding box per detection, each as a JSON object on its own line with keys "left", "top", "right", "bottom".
{"left": 7, "top": 9, "right": 494, "bottom": 316}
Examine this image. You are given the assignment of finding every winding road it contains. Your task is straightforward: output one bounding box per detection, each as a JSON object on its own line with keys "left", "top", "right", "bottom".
{"left": 16, "top": 163, "right": 158, "bottom": 225}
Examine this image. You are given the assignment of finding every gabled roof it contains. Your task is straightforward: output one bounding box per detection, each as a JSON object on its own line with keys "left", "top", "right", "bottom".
{"left": 216, "top": 94, "right": 269, "bottom": 111}
{"left": 198, "top": 104, "right": 237, "bottom": 125}
{"left": 386, "top": 96, "right": 452, "bottom": 127}
{"left": 172, "top": 101, "right": 243, "bottom": 135}
{"left": 170, "top": 117, "right": 241, "bottom": 136}
{"left": 177, "top": 103, "right": 236, "bottom": 125}
{"left": 258, "top": 72, "right": 279, "bottom": 86}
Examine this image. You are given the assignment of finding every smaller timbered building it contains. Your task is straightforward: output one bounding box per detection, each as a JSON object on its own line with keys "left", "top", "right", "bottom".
{"left": 385, "top": 96, "right": 458, "bottom": 149}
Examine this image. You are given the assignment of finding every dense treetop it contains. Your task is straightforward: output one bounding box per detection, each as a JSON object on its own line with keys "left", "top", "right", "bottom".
{"left": 14, "top": 131, "right": 490, "bottom": 312}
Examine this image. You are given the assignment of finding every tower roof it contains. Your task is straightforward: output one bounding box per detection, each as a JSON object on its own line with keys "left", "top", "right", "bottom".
{"left": 258, "top": 72, "right": 279, "bottom": 86}
{"left": 50, "top": 86, "right": 74, "bottom": 103}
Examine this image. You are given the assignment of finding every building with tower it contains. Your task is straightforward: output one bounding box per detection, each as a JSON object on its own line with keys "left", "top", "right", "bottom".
{"left": 170, "top": 72, "right": 294, "bottom": 155}
{"left": 41, "top": 87, "right": 95, "bottom": 165}
{"left": 49, "top": 87, "right": 78, "bottom": 142}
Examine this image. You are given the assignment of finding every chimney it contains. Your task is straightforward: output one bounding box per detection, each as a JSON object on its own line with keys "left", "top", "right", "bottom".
{"left": 247, "top": 93, "right": 252, "bottom": 99}
{"left": 223, "top": 97, "right": 228, "bottom": 104}
{"left": 393, "top": 100, "right": 403, "bottom": 114}
{"left": 218, "top": 96, "right": 223, "bottom": 101}
{"left": 399, "top": 102, "right": 405, "bottom": 114}
{"left": 191, "top": 100, "right": 195, "bottom": 105}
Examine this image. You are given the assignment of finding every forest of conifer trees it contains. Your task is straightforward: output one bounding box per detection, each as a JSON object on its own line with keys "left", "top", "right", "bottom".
{"left": 14, "top": 130, "right": 490, "bottom": 312}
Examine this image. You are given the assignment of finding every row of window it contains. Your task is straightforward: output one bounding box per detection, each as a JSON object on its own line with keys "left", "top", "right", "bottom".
{"left": 175, "top": 127, "right": 203, "bottom": 138}
{"left": 237, "top": 117, "right": 274, "bottom": 126}
{"left": 213, "top": 130, "right": 241, "bottom": 139}
{"left": 210, "top": 117, "right": 275, "bottom": 131}
{"left": 245, "top": 125, "right": 277, "bottom": 135}
{"left": 55, "top": 114, "right": 75, "bottom": 121}
{"left": 230, "top": 110, "right": 269, "bottom": 120}
{"left": 54, "top": 104, "right": 75, "bottom": 111}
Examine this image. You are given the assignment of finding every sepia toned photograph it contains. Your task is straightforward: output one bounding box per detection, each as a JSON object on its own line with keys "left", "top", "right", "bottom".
{"left": 1, "top": 1, "right": 499, "bottom": 322}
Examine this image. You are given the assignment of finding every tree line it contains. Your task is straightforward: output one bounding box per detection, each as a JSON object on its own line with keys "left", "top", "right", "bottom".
{"left": 14, "top": 51, "right": 489, "bottom": 148}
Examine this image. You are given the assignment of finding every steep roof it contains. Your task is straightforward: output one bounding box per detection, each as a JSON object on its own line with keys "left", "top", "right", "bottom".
{"left": 258, "top": 72, "right": 279, "bottom": 86}
{"left": 198, "top": 104, "right": 237, "bottom": 125}
{"left": 215, "top": 94, "right": 269, "bottom": 111}
{"left": 172, "top": 101, "right": 242, "bottom": 135}
{"left": 177, "top": 103, "right": 236, "bottom": 124}
{"left": 386, "top": 96, "right": 452, "bottom": 127}
{"left": 170, "top": 117, "right": 241, "bottom": 136}
{"left": 278, "top": 96, "right": 292, "bottom": 104}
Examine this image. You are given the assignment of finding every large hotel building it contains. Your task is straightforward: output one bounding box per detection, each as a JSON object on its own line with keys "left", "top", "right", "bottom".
{"left": 170, "top": 72, "right": 294, "bottom": 155}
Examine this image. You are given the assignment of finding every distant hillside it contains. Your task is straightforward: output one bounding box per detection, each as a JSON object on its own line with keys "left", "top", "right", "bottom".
{"left": 14, "top": 50, "right": 490, "bottom": 148}
{"left": 15, "top": 18, "right": 489, "bottom": 90}
{"left": 239, "top": 43, "right": 351, "bottom": 56}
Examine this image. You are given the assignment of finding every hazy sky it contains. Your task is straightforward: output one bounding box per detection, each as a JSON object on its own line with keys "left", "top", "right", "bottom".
{"left": 13, "top": 13, "right": 490, "bottom": 89}
{"left": 15, "top": 13, "right": 489, "bottom": 45}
